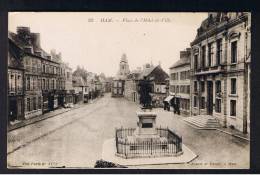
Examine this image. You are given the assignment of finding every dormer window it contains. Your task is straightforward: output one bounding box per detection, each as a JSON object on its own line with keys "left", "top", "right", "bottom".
{"left": 24, "top": 46, "right": 33, "bottom": 54}
{"left": 34, "top": 51, "right": 43, "bottom": 57}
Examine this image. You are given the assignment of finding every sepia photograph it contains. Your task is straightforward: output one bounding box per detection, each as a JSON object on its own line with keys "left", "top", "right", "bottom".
{"left": 7, "top": 12, "right": 250, "bottom": 169}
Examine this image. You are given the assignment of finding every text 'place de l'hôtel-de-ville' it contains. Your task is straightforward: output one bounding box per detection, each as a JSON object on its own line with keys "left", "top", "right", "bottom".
{"left": 8, "top": 12, "right": 250, "bottom": 135}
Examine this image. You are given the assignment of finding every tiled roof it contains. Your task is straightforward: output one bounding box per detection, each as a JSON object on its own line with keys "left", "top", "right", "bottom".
{"left": 169, "top": 57, "right": 190, "bottom": 69}
{"left": 138, "top": 66, "right": 156, "bottom": 80}
{"left": 8, "top": 31, "right": 59, "bottom": 63}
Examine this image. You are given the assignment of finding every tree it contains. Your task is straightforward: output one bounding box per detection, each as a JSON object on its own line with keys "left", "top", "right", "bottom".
{"left": 73, "top": 66, "right": 88, "bottom": 81}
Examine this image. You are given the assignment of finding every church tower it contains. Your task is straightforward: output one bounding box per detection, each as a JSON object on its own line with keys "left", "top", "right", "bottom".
{"left": 117, "top": 53, "right": 130, "bottom": 79}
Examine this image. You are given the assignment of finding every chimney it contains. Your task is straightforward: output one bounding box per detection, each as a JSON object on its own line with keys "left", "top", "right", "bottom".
{"left": 31, "top": 33, "right": 41, "bottom": 49}
{"left": 180, "top": 48, "right": 191, "bottom": 59}
{"left": 17, "top": 26, "right": 32, "bottom": 46}
{"left": 17, "top": 26, "right": 30, "bottom": 36}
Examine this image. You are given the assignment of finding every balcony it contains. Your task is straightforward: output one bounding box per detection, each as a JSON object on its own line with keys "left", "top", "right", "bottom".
{"left": 194, "top": 65, "right": 223, "bottom": 76}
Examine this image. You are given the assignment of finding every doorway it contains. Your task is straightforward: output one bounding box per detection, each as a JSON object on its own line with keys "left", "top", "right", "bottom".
{"left": 207, "top": 81, "right": 213, "bottom": 115}
{"left": 9, "top": 98, "right": 17, "bottom": 121}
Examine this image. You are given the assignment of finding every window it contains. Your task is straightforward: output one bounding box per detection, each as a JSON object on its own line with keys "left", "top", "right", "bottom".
{"left": 215, "top": 99, "right": 221, "bottom": 113}
{"left": 187, "top": 85, "right": 190, "bottom": 94}
{"left": 194, "top": 96, "right": 197, "bottom": 107}
{"left": 27, "top": 98, "right": 30, "bottom": 112}
{"left": 47, "top": 79, "right": 49, "bottom": 89}
{"left": 176, "top": 85, "right": 179, "bottom": 93}
{"left": 200, "top": 97, "right": 205, "bottom": 109}
{"left": 216, "top": 39, "right": 222, "bottom": 65}
{"left": 200, "top": 81, "right": 205, "bottom": 92}
{"left": 33, "top": 97, "right": 37, "bottom": 110}
{"left": 43, "top": 79, "right": 45, "bottom": 90}
{"left": 52, "top": 79, "right": 55, "bottom": 89}
{"left": 170, "top": 85, "right": 175, "bottom": 93}
{"left": 67, "top": 72, "right": 70, "bottom": 79}
{"left": 43, "top": 64, "right": 46, "bottom": 73}
{"left": 216, "top": 80, "right": 221, "bottom": 94}
{"left": 201, "top": 45, "right": 206, "bottom": 68}
{"left": 38, "top": 97, "right": 41, "bottom": 109}
{"left": 32, "top": 77, "right": 35, "bottom": 90}
{"left": 194, "top": 54, "right": 198, "bottom": 71}
{"left": 17, "top": 75, "right": 21, "bottom": 90}
{"left": 230, "top": 100, "right": 236, "bottom": 116}
{"left": 38, "top": 78, "right": 41, "bottom": 90}
{"left": 231, "top": 78, "right": 236, "bottom": 94}
{"left": 10, "top": 74, "right": 14, "bottom": 91}
{"left": 186, "top": 70, "right": 190, "bottom": 79}
{"left": 26, "top": 77, "right": 30, "bottom": 90}
{"left": 231, "top": 41, "right": 237, "bottom": 63}
{"left": 194, "top": 81, "right": 198, "bottom": 92}
{"left": 208, "top": 43, "right": 213, "bottom": 67}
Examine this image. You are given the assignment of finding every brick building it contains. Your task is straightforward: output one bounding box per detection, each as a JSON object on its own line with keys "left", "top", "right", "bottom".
{"left": 8, "top": 37, "right": 25, "bottom": 122}
{"left": 168, "top": 48, "right": 191, "bottom": 116}
{"left": 9, "top": 27, "right": 44, "bottom": 119}
{"left": 190, "top": 12, "right": 251, "bottom": 133}
{"left": 8, "top": 26, "right": 68, "bottom": 121}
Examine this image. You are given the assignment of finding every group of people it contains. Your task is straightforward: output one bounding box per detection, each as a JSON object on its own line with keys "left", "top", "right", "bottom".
{"left": 163, "top": 98, "right": 180, "bottom": 115}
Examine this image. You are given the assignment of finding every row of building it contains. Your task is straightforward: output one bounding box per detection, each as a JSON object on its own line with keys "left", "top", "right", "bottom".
{"left": 111, "top": 12, "right": 251, "bottom": 134}
{"left": 166, "top": 12, "right": 251, "bottom": 133}
{"left": 111, "top": 54, "right": 169, "bottom": 108}
{"left": 8, "top": 27, "right": 112, "bottom": 124}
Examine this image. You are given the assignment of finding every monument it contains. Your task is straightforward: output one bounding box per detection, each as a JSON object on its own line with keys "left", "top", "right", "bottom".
{"left": 114, "top": 77, "right": 183, "bottom": 158}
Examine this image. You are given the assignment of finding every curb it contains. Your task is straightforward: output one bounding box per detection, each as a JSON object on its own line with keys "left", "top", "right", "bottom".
{"left": 8, "top": 98, "right": 101, "bottom": 132}
{"left": 216, "top": 129, "right": 250, "bottom": 141}
{"left": 182, "top": 120, "right": 250, "bottom": 141}
{"left": 8, "top": 106, "right": 80, "bottom": 132}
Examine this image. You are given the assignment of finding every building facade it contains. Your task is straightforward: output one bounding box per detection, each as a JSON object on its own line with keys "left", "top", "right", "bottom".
{"left": 64, "top": 63, "right": 75, "bottom": 106}
{"left": 72, "top": 76, "right": 86, "bottom": 103}
{"left": 8, "top": 26, "right": 70, "bottom": 122}
{"left": 112, "top": 54, "right": 130, "bottom": 97}
{"left": 8, "top": 38, "right": 25, "bottom": 122}
{"left": 169, "top": 48, "right": 191, "bottom": 116}
{"left": 190, "top": 12, "right": 251, "bottom": 133}
{"left": 124, "top": 71, "right": 140, "bottom": 103}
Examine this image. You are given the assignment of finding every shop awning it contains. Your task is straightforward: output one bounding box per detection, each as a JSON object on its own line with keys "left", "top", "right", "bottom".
{"left": 163, "top": 95, "right": 174, "bottom": 103}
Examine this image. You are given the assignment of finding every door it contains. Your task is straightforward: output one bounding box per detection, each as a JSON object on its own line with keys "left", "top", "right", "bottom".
{"left": 17, "top": 98, "right": 23, "bottom": 119}
{"left": 9, "top": 98, "right": 17, "bottom": 121}
{"left": 207, "top": 81, "right": 213, "bottom": 115}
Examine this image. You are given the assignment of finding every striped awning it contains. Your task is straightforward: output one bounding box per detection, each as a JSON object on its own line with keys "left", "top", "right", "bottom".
{"left": 163, "top": 95, "right": 174, "bottom": 102}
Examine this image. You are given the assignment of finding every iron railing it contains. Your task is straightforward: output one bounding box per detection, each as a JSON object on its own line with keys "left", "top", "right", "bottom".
{"left": 115, "top": 127, "right": 182, "bottom": 158}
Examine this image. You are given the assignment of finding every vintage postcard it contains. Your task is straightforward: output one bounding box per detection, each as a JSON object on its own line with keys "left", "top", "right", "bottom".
{"left": 7, "top": 12, "right": 250, "bottom": 169}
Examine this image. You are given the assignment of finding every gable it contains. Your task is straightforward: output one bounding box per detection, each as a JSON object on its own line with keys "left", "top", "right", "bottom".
{"left": 147, "top": 66, "right": 169, "bottom": 83}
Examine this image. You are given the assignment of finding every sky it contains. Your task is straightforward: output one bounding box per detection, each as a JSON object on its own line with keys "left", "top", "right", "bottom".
{"left": 9, "top": 12, "right": 208, "bottom": 77}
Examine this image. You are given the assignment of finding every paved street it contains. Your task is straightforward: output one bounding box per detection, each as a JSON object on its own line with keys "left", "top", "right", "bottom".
{"left": 7, "top": 93, "right": 249, "bottom": 169}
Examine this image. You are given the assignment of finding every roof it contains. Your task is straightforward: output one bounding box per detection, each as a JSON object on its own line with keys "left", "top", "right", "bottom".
{"left": 169, "top": 57, "right": 190, "bottom": 69}
{"left": 8, "top": 31, "right": 60, "bottom": 64}
{"left": 138, "top": 66, "right": 156, "bottom": 80}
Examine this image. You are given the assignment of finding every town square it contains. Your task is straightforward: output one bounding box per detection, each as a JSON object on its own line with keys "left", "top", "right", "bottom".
{"left": 7, "top": 12, "right": 250, "bottom": 169}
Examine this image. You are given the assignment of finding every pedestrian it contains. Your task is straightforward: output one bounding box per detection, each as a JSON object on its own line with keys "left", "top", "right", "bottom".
{"left": 170, "top": 98, "right": 176, "bottom": 114}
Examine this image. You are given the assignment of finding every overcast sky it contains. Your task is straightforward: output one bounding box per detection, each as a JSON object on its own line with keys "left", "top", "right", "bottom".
{"left": 9, "top": 12, "right": 207, "bottom": 77}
